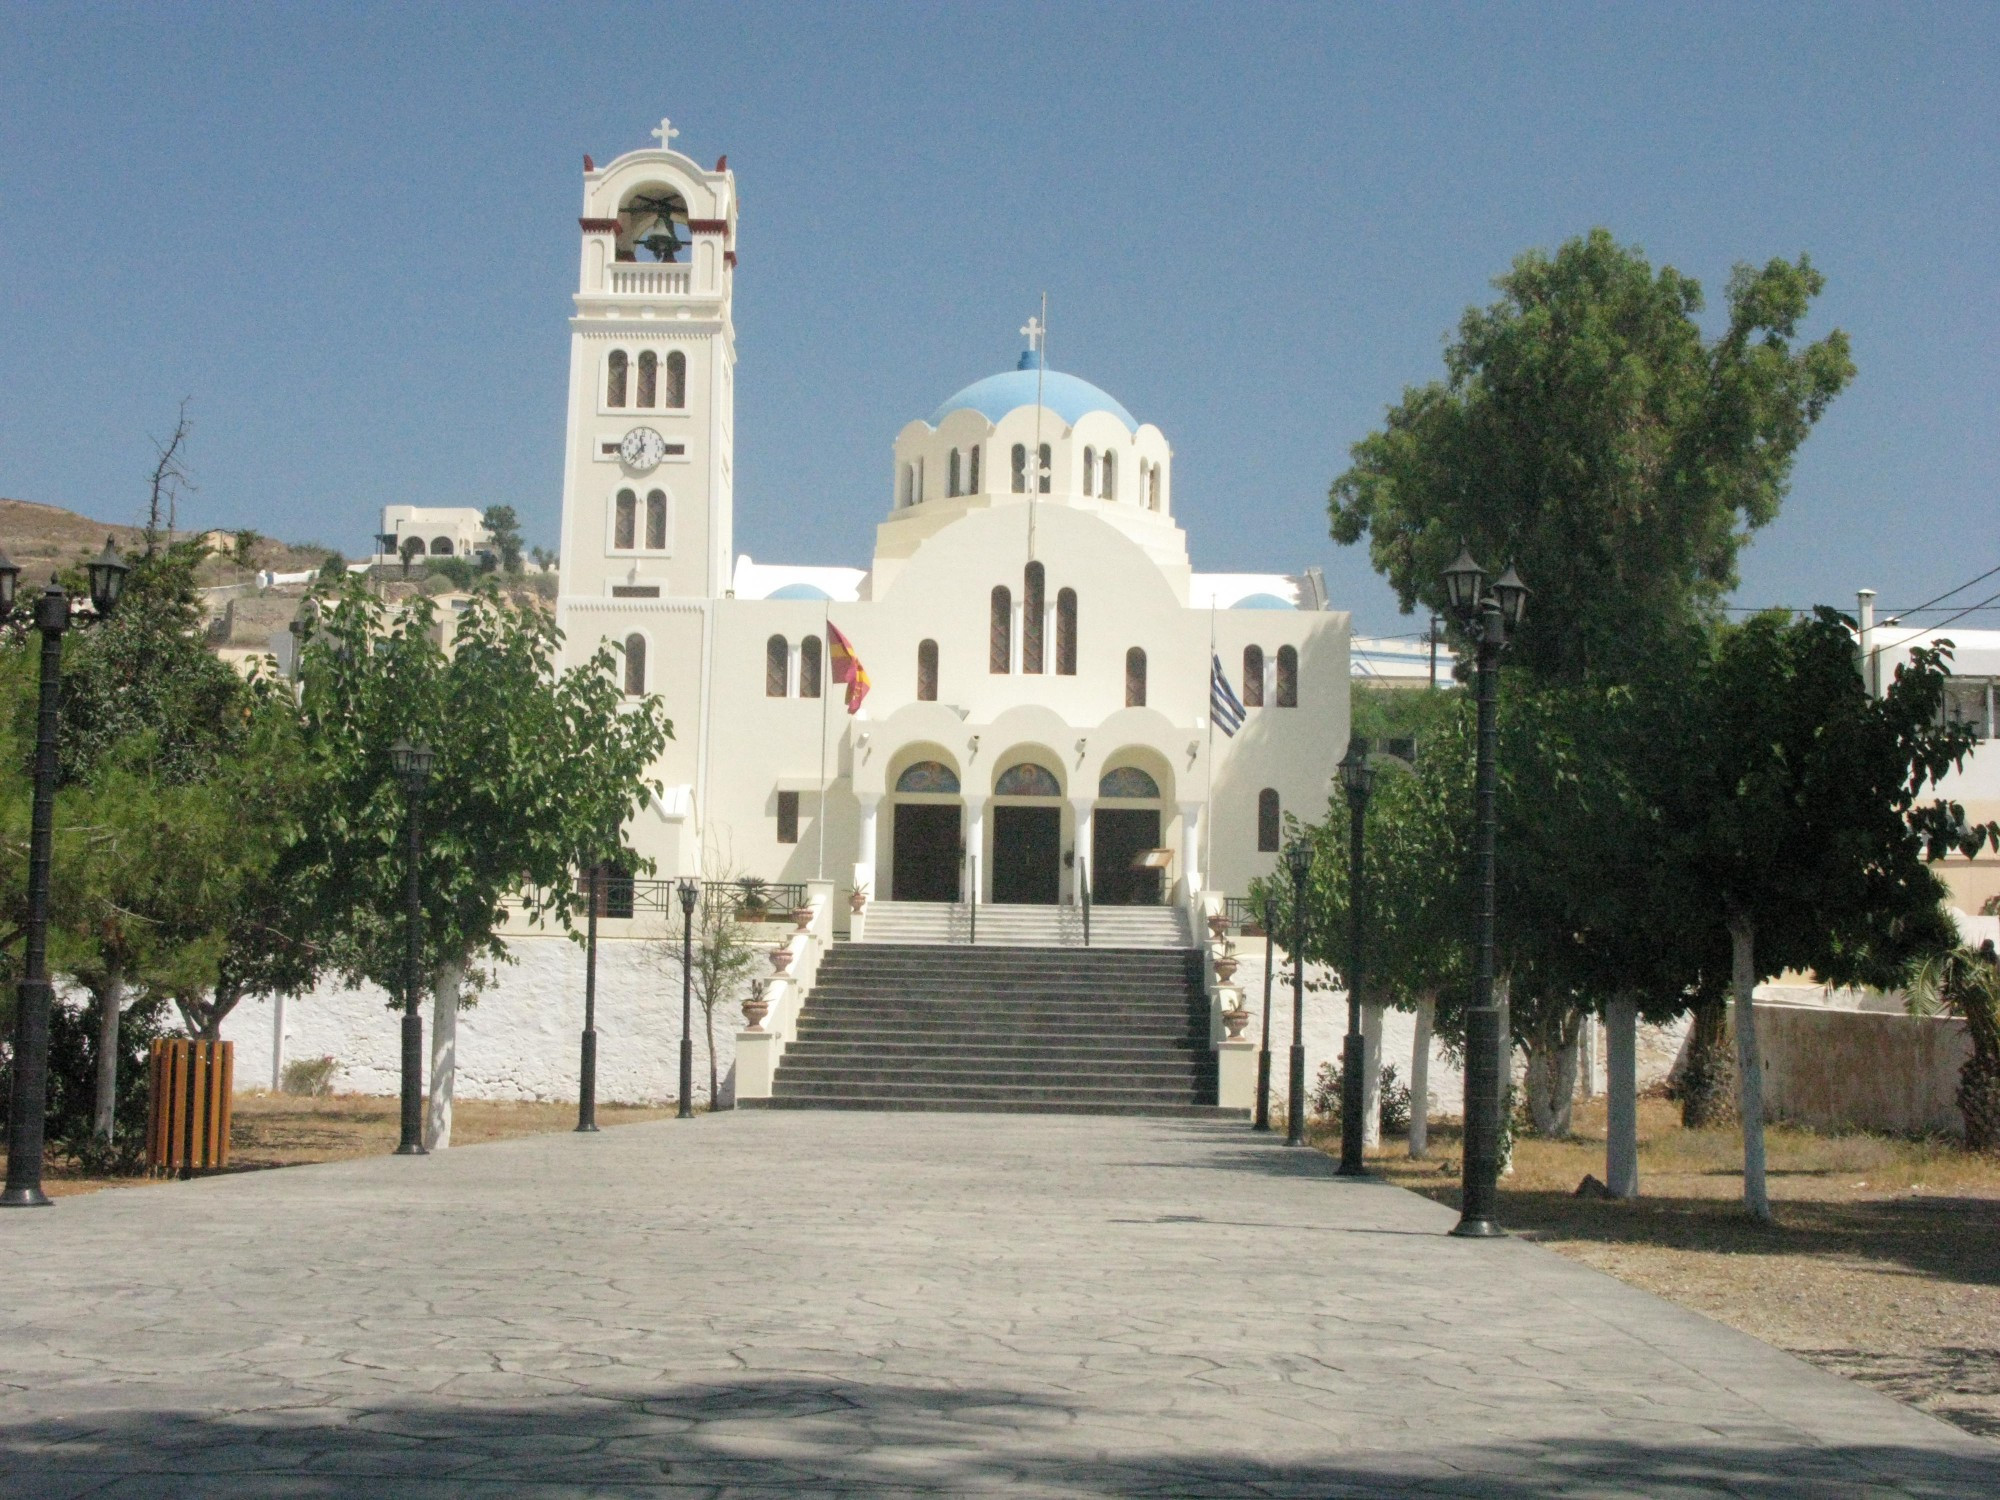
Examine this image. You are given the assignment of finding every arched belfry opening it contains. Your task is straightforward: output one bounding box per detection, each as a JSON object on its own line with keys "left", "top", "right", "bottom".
{"left": 616, "top": 186, "right": 690, "bottom": 263}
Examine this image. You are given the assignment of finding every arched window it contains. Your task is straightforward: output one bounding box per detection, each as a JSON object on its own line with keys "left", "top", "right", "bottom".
{"left": 1022, "top": 562, "right": 1046, "bottom": 674}
{"left": 614, "top": 490, "right": 637, "bottom": 549}
{"left": 430, "top": 536, "right": 454, "bottom": 556}
{"left": 896, "top": 760, "right": 959, "bottom": 794}
{"left": 1011, "top": 444, "right": 1027, "bottom": 494}
{"left": 1101, "top": 450, "right": 1116, "bottom": 500}
{"left": 1100, "top": 766, "right": 1160, "bottom": 798}
{"left": 799, "top": 635, "right": 822, "bottom": 699}
{"left": 636, "top": 351, "right": 658, "bottom": 407}
{"left": 1056, "top": 588, "right": 1077, "bottom": 675}
{"left": 645, "top": 490, "right": 667, "bottom": 550}
{"left": 1242, "top": 645, "right": 1265, "bottom": 708}
{"left": 948, "top": 449, "right": 961, "bottom": 497}
{"left": 1037, "top": 443, "right": 1051, "bottom": 494}
{"left": 664, "top": 350, "right": 686, "bottom": 407}
{"left": 1082, "top": 447, "right": 1097, "bottom": 496}
{"left": 606, "top": 350, "right": 628, "bottom": 407}
{"left": 1150, "top": 463, "right": 1163, "bottom": 511}
{"left": 766, "top": 635, "right": 789, "bottom": 697}
{"left": 1276, "top": 644, "right": 1299, "bottom": 707}
{"left": 1258, "top": 788, "right": 1281, "bottom": 852}
{"left": 1125, "top": 647, "right": 1147, "bottom": 708}
{"left": 916, "top": 638, "right": 939, "bottom": 701}
{"left": 967, "top": 444, "right": 981, "bottom": 493}
{"left": 990, "top": 585, "right": 1011, "bottom": 673}
{"left": 624, "top": 634, "right": 647, "bottom": 697}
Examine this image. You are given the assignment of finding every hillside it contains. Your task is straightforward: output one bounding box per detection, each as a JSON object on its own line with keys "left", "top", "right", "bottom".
{"left": 0, "top": 497, "right": 340, "bottom": 582}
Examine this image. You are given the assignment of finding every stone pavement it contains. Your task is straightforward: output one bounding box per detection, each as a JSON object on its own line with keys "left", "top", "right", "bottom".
{"left": 2, "top": 1113, "right": 1994, "bottom": 1497}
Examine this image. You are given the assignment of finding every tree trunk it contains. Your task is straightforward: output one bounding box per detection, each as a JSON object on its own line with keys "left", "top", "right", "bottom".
{"left": 92, "top": 971, "right": 126, "bottom": 1141}
{"left": 1605, "top": 996, "right": 1639, "bottom": 1199}
{"left": 1728, "top": 910, "right": 1771, "bottom": 1223}
{"left": 1524, "top": 1004, "right": 1581, "bottom": 1138}
{"left": 1956, "top": 981, "right": 2000, "bottom": 1152}
{"left": 1359, "top": 1003, "right": 1384, "bottom": 1148}
{"left": 1496, "top": 975, "right": 1514, "bottom": 1177}
{"left": 705, "top": 1001, "right": 719, "bottom": 1107}
{"left": 1679, "top": 995, "right": 1737, "bottom": 1128}
{"left": 1408, "top": 992, "right": 1434, "bottom": 1159}
{"left": 425, "top": 958, "right": 464, "bottom": 1150}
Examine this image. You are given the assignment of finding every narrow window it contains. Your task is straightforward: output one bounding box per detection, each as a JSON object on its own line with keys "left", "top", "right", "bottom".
{"left": 948, "top": 448, "right": 962, "bottom": 497}
{"left": 1258, "top": 788, "right": 1281, "bottom": 852}
{"left": 1276, "top": 644, "right": 1298, "bottom": 707}
{"left": 799, "top": 635, "right": 822, "bottom": 699}
{"left": 1101, "top": 450, "right": 1116, "bottom": 500}
{"left": 1151, "top": 463, "right": 1163, "bottom": 510}
{"left": 1082, "top": 447, "right": 1097, "bottom": 496}
{"left": 1037, "top": 443, "right": 1051, "bottom": 494}
{"left": 915, "top": 457, "right": 925, "bottom": 504}
{"left": 607, "top": 350, "right": 628, "bottom": 407}
{"left": 645, "top": 490, "right": 667, "bottom": 549}
{"left": 1022, "top": 562, "right": 1045, "bottom": 674}
{"left": 1011, "top": 444, "right": 1027, "bottom": 493}
{"left": 624, "top": 633, "right": 647, "bottom": 696}
{"left": 1125, "top": 646, "right": 1147, "bottom": 708}
{"left": 766, "top": 635, "right": 789, "bottom": 697}
{"left": 636, "top": 351, "right": 658, "bottom": 407}
{"left": 900, "top": 464, "right": 914, "bottom": 507}
{"left": 967, "top": 444, "right": 980, "bottom": 493}
{"left": 1242, "top": 645, "right": 1265, "bottom": 708}
{"left": 664, "top": 350, "right": 686, "bottom": 407}
{"left": 1056, "top": 588, "right": 1077, "bottom": 675}
{"left": 614, "top": 489, "right": 636, "bottom": 549}
{"left": 990, "top": 586, "right": 1012, "bottom": 673}
{"left": 777, "top": 790, "right": 800, "bottom": 844}
{"left": 917, "top": 638, "right": 939, "bottom": 701}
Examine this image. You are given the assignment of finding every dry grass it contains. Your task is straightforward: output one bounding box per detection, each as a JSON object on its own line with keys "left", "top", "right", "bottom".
{"left": 1311, "top": 1097, "right": 2000, "bottom": 1440}
{"left": 14, "top": 1093, "right": 678, "bottom": 1199}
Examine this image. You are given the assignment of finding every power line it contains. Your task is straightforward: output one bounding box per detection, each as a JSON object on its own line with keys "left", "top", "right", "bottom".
{"left": 1883, "top": 561, "right": 2000, "bottom": 620}
{"left": 1875, "top": 587, "right": 2000, "bottom": 656}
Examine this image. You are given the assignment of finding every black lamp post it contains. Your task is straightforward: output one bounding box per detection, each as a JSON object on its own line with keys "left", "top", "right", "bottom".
{"left": 2, "top": 539, "right": 129, "bottom": 1208}
{"left": 1283, "top": 838, "right": 1312, "bottom": 1147}
{"left": 677, "top": 877, "right": 699, "bottom": 1118}
{"left": 1254, "top": 894, "right": 1275, "bottom": 1132}
{"left": 390, "top": 737, "right": 434, "bottom": 1157}
{"left": 1335, "top": 737, "right": 1376, "bottom": 1177}
{"left": 576, "top": 851, "right": 603, "bottom": 1133}
{"left": 1441, "top": 547, "right": 1528, "bottom": 1237}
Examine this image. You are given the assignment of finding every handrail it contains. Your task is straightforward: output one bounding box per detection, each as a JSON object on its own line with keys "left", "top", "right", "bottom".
{"left": 969, "top": 854, "right": 978, "bottom": 945}
{"left": 580, "top": 876, "right": 809, "bottom": 920}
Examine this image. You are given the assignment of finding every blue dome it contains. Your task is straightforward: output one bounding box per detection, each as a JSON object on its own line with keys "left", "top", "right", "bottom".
{"left": 1232, "top": 593, "right": 1296, "bottom": 611}
{"left": 767, "top": 583, "right": 831, "bottom": 601}
{"left": 928, "top": 351, "right": 1137, "bottom": 432}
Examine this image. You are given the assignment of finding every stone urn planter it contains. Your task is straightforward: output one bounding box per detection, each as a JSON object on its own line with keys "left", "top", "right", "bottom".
{"left": 1207, "top": 914, "right": 1229, "bottom": 941}
{"left": 849, "top": 887, "right": 869, "bottom": 915}
{"left": 1212, "top": 954, "right": 1239, "bottom": 984}
{"left": 1222, "top": 1006, "right": 1251, "bottom": 1040}
{"left": 769, "top": 946, "right": 794, "bottom": 976}
{"left": 791, "top": 904, "right": 814, "bottom": 933}
{"left": 741, "top": 982, "right": 770, "bottom": 1031}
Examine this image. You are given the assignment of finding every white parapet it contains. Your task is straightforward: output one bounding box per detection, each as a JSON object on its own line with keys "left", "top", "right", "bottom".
{"left": 1216, "top": 1039, "right": 1257, "bottom": 1110}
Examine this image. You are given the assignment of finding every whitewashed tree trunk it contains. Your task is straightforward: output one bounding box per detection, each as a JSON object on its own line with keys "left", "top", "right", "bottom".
{"left": 1408, "top": 992, "right": 1434, "bottom": 1159}
{"left": 1728, "top": 912, "right": 1771, "bottom": 1222}
{"left": 425, "top": 957, "right": 465, "bottom": 1151}
{"left": 1605, "top": 996, "right": 1638, "bottom": 1199}
{"left": 92, "top": 972, "right": 126, "bottom": 1140}
{"left": 1360, "top": 1003, "right": 1384, "bottom": 1148}
{"left": 1496, "top": 975, "right": 1515, "bottom": 1176}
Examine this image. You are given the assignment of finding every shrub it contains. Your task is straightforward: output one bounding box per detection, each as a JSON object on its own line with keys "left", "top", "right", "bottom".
{"left": 281, "top": 1055, "right": 339, "bottom": 1097}
{"left": 1309, "top": 1059, "right": 1417, "bottom": 1135}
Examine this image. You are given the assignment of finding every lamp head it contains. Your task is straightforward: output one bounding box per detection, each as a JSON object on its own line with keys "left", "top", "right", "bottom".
{"left": 86, "top": 537, "right": 129, "bottom": 616}
{"left": 1336, "top": 737, "right": 1375, "bottom": 801}
{"left": 1492, "top": 564, "right": 1529, "bottom": 630}
{"left": 0, "top": 548, "right": 18, "bottom": 622}
{"left": 1441, "top": 546, "right": 1486, "bottom": 623}
{"left": 677, "top": 876, "right": 700, "bottom": 915}
{"left": 390, "top": 737, "right": 435, "bottom": 788}
{"left": 1284, "top": 839, "right": 1313, "bottom": 886}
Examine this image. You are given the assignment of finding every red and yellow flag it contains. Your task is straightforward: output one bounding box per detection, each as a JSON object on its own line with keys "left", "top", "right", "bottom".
{"left": 827, "top": 621, "right": 870, "bottom": 713}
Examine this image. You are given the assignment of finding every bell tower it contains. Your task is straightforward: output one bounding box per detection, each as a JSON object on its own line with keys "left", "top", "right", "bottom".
{"left": 556, "top": 117, "right": 737, "bottom": 606}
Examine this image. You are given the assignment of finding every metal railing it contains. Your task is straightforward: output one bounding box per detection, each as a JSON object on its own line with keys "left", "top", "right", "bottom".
{"left": 581, "top": 876, "right": 810, "bottom": 921}
{"left": 1222, "top": 895, "right": 1269, "bottom": 934}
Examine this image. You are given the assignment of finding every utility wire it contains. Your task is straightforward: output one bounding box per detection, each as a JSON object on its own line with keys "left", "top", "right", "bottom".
{"left": 1875, "top": 586, "right": 2000, "bottom": 656}
{"left": 1883, "top": 561, "right": 2000, "bottom": 619}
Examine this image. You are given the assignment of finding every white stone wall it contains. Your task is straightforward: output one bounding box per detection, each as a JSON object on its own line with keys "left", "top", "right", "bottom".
{"left": 222, "top": 933, "right": 745, "bottom": 1107}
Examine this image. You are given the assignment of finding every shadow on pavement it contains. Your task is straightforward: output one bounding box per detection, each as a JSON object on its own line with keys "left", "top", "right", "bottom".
{"left": 2, "top": 1376, "right": 1993, "bottom": 1497}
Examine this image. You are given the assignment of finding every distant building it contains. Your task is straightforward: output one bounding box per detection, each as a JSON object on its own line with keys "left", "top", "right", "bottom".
{"left": 375, "top": 506, "right": 492, "bottom": 565}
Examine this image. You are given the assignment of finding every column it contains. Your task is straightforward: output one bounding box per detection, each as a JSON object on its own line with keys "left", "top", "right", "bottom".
{"left": 1178, "top": 801, "right": 1204, "bottom": 896}
{"left": 855, "top": 795, "right": 879, "bottom": 899}
{"left": 1071, "top": 797, "right": 1095, "bottom": 902}
{"left": 964, "top": 795, "right": 987, "bottom": 903}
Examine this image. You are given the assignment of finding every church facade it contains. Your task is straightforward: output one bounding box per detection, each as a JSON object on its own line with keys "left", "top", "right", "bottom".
{"left": 555, "top": 122, "right": 1351, "bottom": 910}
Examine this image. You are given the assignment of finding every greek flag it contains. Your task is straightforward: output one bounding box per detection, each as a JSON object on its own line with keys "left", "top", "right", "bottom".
{"left": 1210, "top": 654, "right": 1246, "bottom": 737}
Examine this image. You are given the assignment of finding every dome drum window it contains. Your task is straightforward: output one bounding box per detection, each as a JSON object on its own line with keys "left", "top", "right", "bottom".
{"left": 1022, "top": 562, "right": 1046, "bottom": 675}
{"left": 1242, "top": 645, "right": 1265, "bottom": 708}
{"left": 1125, "top": 647, "right": 1147, "bottom": 708}
{"left": 916, "top": 638, "right": 939, "bottom": 701}
{"left": 799, "top": 635, "right": 823, "bottom": 699}
{"left": 1276, "top": 645, "right": 1299, "bottom": 708}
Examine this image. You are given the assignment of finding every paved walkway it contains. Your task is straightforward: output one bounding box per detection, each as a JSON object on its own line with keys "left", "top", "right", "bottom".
{"left": 2, "top": 1113, "right": 1994, "bottom": 1497}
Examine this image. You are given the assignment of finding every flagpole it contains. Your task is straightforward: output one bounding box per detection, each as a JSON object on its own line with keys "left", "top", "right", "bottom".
{"left": 816, "top": 602, "right": 831, "bottom": 882}
{"left": 1206, "top": 602, "right": 1216, "bottom": 892}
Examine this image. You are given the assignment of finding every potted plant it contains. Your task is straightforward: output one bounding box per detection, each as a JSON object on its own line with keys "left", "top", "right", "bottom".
{"left": 1222, "top": 1005, "right": 1251, "bottom": 1040}
{"left": 769, "top": 945, "right": 794, "bottom": 976}
{"left": 791, "top": 898, "right": 815, "bottom": 932}
{"left": 741, "top": 980, "right": 770, "bottom": 1031}
{"left": 1207, "top": 913, "right": 1229, "bottom": 941}
{"left": 849, "top": 883, "right": 870, "bottom": 916}
{"left": 733, "top": 876, "right": 770, "bottom": 923}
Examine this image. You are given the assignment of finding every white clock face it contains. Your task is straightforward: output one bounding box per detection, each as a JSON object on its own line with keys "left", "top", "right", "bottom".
{"left": 620, "top": 427, "right": 669, "bottom": 471}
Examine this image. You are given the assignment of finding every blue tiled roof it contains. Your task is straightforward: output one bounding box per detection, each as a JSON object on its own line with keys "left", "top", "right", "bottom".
{"left": 928, "top": 351, "right": 1137, "bottom": 432}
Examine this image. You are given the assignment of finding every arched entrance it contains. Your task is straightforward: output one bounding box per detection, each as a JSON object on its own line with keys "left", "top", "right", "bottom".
{"left": 991, "top": 759, "right": 1063, "bottom": 905}
{"left": 1093, "top": 761, "right": 1167, "bottom": 906}
{"left": 888, "top": 759, "right": 962, "bottom": 902}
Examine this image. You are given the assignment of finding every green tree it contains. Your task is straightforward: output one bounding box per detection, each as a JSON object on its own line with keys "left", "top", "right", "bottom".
{"left": 650, "top": 851, "right": 766, "bottom": 1106}
{"left": 293, "top": 579, "right": 670, "bottom": 1146}
{"left": 1330, "top": 229, "right": 1854, "bottom": 684}
{"left": 482, "top": 505, "right": 525, "bottom": 576}
{"left": 1904, "top": 940, "right": 2000, "bottom": 1151}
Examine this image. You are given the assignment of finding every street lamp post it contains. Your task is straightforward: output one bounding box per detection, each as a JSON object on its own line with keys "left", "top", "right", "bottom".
{"left": 1283, "top": 839, "right": 1312, "bottom": 1147}
{"left": 1441, "top": 548, "right": 1528, "bottom": 1238}
{"left": 1254, "top": 894, "right": 1275, "bottom": 1132}
{"left": 390, "top": 737, "right": 435, "bottom": 1157}
{"left": 2, "top": 541, "right": 130, "bottom": 1208}
{"left": 677, "top": 877, "right": 698, "bottom": 1118}
{"left": 576, "top": 855, "right": 602, "bottom": 1133}
{"left": 1336, "top": 738, "right": 1376, "bottom": 1177}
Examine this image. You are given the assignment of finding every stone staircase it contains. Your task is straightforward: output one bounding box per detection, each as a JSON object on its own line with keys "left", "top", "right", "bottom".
{"left": 744, "top": 943, "right": 1237, "bottom": 1116}
{"left": 859, "top": 900, "right": 1191, "bottom": 949}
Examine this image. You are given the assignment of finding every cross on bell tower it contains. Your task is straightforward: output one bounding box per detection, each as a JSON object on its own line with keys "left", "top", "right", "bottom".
{"left": 651, "top": 117, "right": 680, "bottom": 153}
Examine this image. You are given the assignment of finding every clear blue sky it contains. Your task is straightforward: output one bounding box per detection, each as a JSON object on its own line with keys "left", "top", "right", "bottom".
{"left": 2, "top": 2, "right": 1993, "bottom": 636}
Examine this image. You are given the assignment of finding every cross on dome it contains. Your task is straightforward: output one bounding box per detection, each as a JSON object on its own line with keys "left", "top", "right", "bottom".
{"left": 651, "top": 117, "right": 680, "bottom": 153}
{"left": 1020, "top": 315, "right": 1045, "bottom": 355}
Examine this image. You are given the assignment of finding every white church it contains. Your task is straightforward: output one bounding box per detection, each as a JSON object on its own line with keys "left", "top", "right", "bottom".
{"left": 556, "top": 120, "right": 1353, "bottom": 914}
